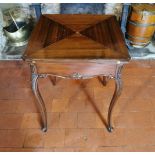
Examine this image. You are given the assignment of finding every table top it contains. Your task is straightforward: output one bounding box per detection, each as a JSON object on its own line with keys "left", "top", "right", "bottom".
{"left": 23, "top": 14, "right": 130, "bottom": 62}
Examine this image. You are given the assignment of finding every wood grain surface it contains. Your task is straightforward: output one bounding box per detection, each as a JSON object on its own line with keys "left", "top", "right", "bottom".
{"left": 23, "top": 14, "right": 130, "bottom": 62}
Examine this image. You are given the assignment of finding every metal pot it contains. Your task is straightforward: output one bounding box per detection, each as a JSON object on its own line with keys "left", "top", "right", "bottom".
{"left": 3, "top": 17, "right": 31, "bottom": 46}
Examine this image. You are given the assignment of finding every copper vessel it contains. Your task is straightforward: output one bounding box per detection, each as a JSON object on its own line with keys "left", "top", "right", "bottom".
{"left": 126, "top": 4, "right": 155, "bottom": 48}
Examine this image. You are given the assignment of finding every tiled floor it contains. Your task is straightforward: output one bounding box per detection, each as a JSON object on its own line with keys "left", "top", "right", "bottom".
{"left": 0, "top": 60, "right": 155, "bottom": 152}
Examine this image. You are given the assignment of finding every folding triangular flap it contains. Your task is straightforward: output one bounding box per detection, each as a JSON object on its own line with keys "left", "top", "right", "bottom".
{"left": 44, "top": 14, "right": 113, "bottom": 31}
{"left": 29, "top": 33, "right": 121, "bottom": 59}
{"left": 42, "top": 33, "right": 106, "bottom": 50}
{"left": 42, "top": 18, "right": 75, "bottom": 47}
{"left": 24, "top": 15, "right": 130, "bottom": 60}
{"left": 25, "top": 15, "right": 75, "bottom": 56}
{"left": 80, "top": 17, "right": 128, "bottom": 56}
{"left": 80, "top": 20, "right": 116, "bottom": 50}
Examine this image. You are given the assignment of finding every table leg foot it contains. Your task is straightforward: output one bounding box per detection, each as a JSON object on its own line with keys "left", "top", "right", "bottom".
{"left": 107, "top": 126, "right": 113, "bottom": 132}
{"left": 107, "top": 65, "right": 123, "bottom": 132}
{"left": 42, "top": 127, "right": 47, "bottom": 132}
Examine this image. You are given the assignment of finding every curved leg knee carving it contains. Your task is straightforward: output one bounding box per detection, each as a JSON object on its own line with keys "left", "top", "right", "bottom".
{"left": 102, "top": 76, "right": 109, "bottom": 86}
{"left": 49, "top": 76, "right": 57, "bottom": 86}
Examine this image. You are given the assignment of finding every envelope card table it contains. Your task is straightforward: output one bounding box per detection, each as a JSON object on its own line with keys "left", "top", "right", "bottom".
{"left": 23, "top": 14, "right": 130, "bottom": 132}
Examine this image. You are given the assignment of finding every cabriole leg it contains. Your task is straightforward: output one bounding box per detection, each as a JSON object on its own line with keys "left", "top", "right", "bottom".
{"left": 107, "top": 65, "right": 123, "bottom": 132}
{"left": 31, "top": 64, "right": 47, "bottom": 132}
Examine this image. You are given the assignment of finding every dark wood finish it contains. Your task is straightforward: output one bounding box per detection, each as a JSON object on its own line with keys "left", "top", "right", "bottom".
{"left": 101, "top": 76, "right": 110, "bottom": 86}
{"left": 23, "top": 14, "right": 130, "bottom": 132}
{"left": 23, "top": 14, "right": 130, "bottom": 61}
{"left": 107, "top": 64, "right": 123, "bottom": 132}
{"left": 35, "top": 62, "right": 116, "bottom": 77}
{"left": 49, "top": 76, "right": 57, "bottom": 86}
{"left": 30, "top": 64, "right": 47, "bottom": 132}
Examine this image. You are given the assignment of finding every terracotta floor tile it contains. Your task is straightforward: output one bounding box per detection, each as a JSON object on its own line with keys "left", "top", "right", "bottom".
{"left": 0, "top": 76, "right": 29, "bottom": 89}
{"left": 64, "top": 129, "right": 88, "bottom": 147}
{"left": 51, "top": 98, "right": 69, "bottom": 112}
{"left": 114, "top": 111, "right": 154, "bottom": 128}
{"left": 85, "top": 98, "right": 110, "bottom": 113}
{"left": 68, "top": 98, "right": 86, "bottom": 112}
{"left": 127, "top": 99, "right": 155, "bottom": 112}
{"left": 103, "top": 128, "right": 127, "bottom": 146}
{"left": 0, "top": 130, "right": 25, "bottom": 147}
{"left": 151, "top": 112, "right": 155, "bottom": 125}
{"left": 123, "top": 76, "right": 151, "bottom": 87}
{"left": 0, "top": 88, "right": 34, "bottom": 100}
{"left": 86, "top": 129, "right": 106, "bottom": 147}
{"left": 124, "top": 127, "right": 155, "bottom": 146}
{"left": 137, "top": 87, "right": 155, "bottom": 99}
{"left": 115, "top": 98, "right": 154, "bottom": 113}
{"left": 53, "top": 78, "right": 75, "bottom": 88}
{"left": 48, "top": 113, "right": 60, "bottom": 129}
{"left": 0, "top": 100, "right": 17, "bottom": 113}
{"left": 0, "top": 61, "right": 22, "bottom": 68}
{"left": 39, "top": 79, "right": 63, "bottom": 99}
{"left": 123, "top": 67, "right": 153, "bottom": 77}
{"left": 59, "top": 113, "right": 77, "bottom": 128}
{"left": 0, "top": 148, "right": 45, "bottom": 152}
{"left": 0, "top": 130, "right": 8, "bottom": 147}
{"left": 61, "top": 83, "right": 81, "bottom": 98}
{"left": 78, "top": 113, "right": 96, "bottom": 128}
{"left": 70, "top": 86, "right": 94, "bottom": 100}
{"left": 95, "top": 112, "right": 108, "bottom": 129}
{"left": 123, "top": 145, "right": 155, "bottom": 152}
{"left": 96, "top": 146, "right": 124, "bottom": 152}
{"left": 94, "top": 87, "right": 114, "bottom": 100}
{"left": 21, "top": 113, "right": 41, "bottom": 129}
{"left": 74, "top": 147, "right": 98, "bottom": 152}
{"left": 89, "top": 77, "right": 114, "bottom": 88}
{"left": 84, "top": 98, "right": 102, "bottom": 113}
{"left": 53, "top": 147, "right": 75, "bottom": 152}
{"left": 24, "top": 129, "right": 44, "bottom": 148}
{"left": 0, "top": 68, "right": 28, "bottom": 81}
{"left": 15, "top": 100, "right": 38, "bottom": 113}
{"left": 121, "top": 86, "right": 139, "bottom": 99}
{"left": 44, "top": 129, "right": 65, "bottom": 147}
{"left": 6, "top": 130, "right": 26, "bottom": 147}
{"left": 147, "top": 77, "right": 155, "bottom": 87}
{"left": 0, "top": 114, "right": 23, "bottom": 129}
{"left": 64, "top": 129, "right": 106, "bottom": 148}
{"left": 68, "top": 97, "right": 109, "bottom": 113}
{"left": 81, "top": 78, "right": 106, "bottom": 88}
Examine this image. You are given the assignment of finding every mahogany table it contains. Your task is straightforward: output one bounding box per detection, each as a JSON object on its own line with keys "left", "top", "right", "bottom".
{"left": 23, "top": 14, "right": 130, "bottom": 132}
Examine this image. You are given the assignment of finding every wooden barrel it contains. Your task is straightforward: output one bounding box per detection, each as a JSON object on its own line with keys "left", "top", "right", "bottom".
{"left": 126, "top": 4, "right": 155, "bottom": 48}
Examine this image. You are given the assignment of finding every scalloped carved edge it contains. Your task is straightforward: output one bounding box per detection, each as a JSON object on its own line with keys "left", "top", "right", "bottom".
{"left": 30, "top": 63, "right": 115, "bottom": 80}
